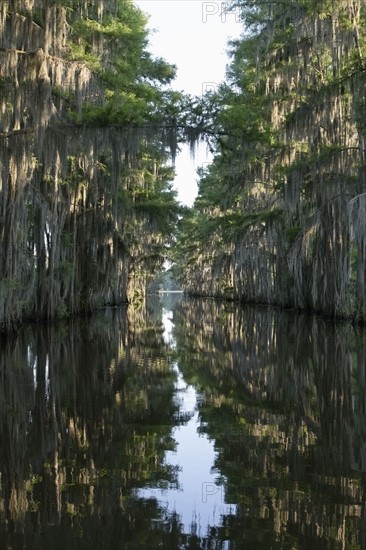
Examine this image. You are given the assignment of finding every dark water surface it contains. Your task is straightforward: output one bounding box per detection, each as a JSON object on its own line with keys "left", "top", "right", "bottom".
{"left": 1, "top": 295, "right": 366, "bottom": 549}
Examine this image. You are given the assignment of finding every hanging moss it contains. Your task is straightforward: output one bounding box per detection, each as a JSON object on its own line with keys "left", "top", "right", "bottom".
{"left": 0, "top": 0, "right": 182, "bottom": 329}
{"left": 175, "top": 0, "right": 366, "bottom": 320}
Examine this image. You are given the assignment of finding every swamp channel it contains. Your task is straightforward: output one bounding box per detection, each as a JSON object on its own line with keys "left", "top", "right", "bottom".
{"left": 0, "top": 294, "right": 366, "bottom": 549}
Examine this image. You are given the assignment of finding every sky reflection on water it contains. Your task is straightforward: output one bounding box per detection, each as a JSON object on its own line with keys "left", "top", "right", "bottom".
{"left": 1, "top": 296, "right": 366, "bottom": 548}
{"left": 138, "top": 303, "right": 237, "bottom": 535}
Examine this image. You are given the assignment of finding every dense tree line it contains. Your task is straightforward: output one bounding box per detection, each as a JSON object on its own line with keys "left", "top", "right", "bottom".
{"left": 0, "top": 0, "right": 194, "bottom": 328}
{"left": 174, "top": 0, "right": 366, "bottom": 320}
{"left": 2, "top": 0, "right": 366, "bottom": 325}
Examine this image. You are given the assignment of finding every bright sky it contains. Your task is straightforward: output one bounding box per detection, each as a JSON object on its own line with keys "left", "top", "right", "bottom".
{"left": 135, "top": 0, "right": 243, "bottom": 205}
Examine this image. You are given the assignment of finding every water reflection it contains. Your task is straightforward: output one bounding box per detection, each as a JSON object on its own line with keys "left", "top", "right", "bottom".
{"left": 139, "top": 306, "right": 236, "bottom": 533}
{"left": 173, "top": 298, "right": 366, "bottom": 549}
{"left": 0, "top": 296, "right": 366, "bottom": 548}
{"left": 0, "top": 300, "right": 183, "bottom": 549}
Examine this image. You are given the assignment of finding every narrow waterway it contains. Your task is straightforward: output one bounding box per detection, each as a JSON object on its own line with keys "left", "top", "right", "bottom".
{"left": 138, "top": 307, "right": 236, "bottom": 535}
{"left": 0, "top": 294, "right": 366, "bottom": 549}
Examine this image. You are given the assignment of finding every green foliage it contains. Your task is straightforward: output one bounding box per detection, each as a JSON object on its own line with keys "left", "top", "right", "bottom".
{"left": 285, "top": 225, "right": 302, "bottom": 245}
{"left": 173, "top": 0, "right": 366, "bottom": 304}
{"left": 132, "top": 183, "right": 181, "bottom": 236}
{"left": 67, "top": 43, "right": 102, "bottom": 71}
{"left": 6, "top": 0, "right": 192, "bottom": 322}
{"left": 66, "top": 0, "right": 181, "bottom": 132}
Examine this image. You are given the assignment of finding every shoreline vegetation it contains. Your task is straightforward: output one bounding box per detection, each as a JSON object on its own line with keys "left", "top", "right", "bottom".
{"left": 173, "top": 0, "right": 366, "bottom": 322}
{"left": 1, "top": 1, "right": 366, "bottom": 329}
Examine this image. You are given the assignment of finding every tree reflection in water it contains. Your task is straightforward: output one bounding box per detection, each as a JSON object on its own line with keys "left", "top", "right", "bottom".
{"left": 0, "top": 299, "right": 185, "bottom": 549}
{"left": 173, "top": 298, "right": 366, "bottom": 549}
{"left": 0, "top": 296, "right": 366, "bottom": 548}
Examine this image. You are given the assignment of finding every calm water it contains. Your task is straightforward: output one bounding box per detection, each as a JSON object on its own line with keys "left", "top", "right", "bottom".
{"left": 0, "top": 295, "right": 366, "bottom": 549}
